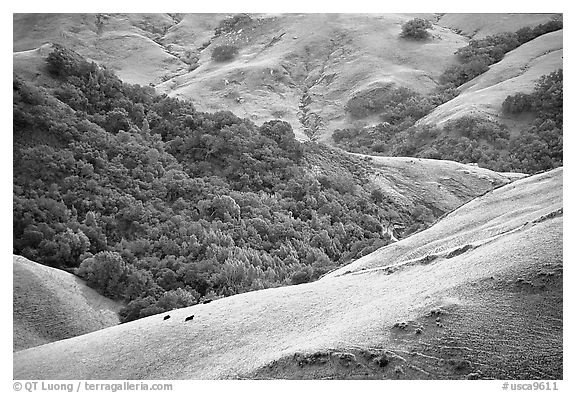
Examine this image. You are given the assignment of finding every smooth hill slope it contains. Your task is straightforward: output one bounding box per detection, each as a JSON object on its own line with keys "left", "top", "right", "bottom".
{"left": 417, "top": 29, "right": 563, "bottom": 129}
{"left": 13, "top": 255, "right": 121, "bottom": 351}
{"left": 14, "top": 168, "right": 562, "bottom": 380}
{"left": 13, "top": 13, "right": 561, "bottom": 141}
{"left": 13, "top": 13, "right": 189, "bottom": 86}
{"left": 308, "top": 149, "right": 524, "bottom": 236}
{"left": 360, "top": 155, "right": 525, "bottom": 221}
{"left": 437, "top": 13, "right": 561, "bottom": 38}
{"left": 325, "top": 167, "right": 562, "bottom": 278}
{"left": 13, "top": 13, "right": 468, "bottom": 140}
{"left": 156, "top": 13, "right": 468, "bottom": 140}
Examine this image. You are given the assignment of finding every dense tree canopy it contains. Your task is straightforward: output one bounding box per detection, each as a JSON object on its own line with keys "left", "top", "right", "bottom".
{"left": 400, "top": 18, "right": 433, "bottom": 40}
{"left": 13, "top": 45, "right": 419, "bottom": 322}
{"left": 334, "top": 69, "right": 562, "bottom": 174}
{"left": 14, "top": 22, "right": 562, "bottom": 323}
{"left": 439, "top": 20, "right": 562, "bottom": 88}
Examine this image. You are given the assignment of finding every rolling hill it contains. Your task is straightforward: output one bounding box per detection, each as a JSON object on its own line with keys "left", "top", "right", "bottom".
{"left": 357, "top": 155, "right": 525, "bottom": 221}
{"left": 155, "top": 13, "right": 469, "bottom": 141}
{"left": 13, "top": 13, "right": 561, "bottom": 141}
{"left": 13, "top": 255, "right": 121, "bottom": 352}
{"left": 307, "top": 148, "right": 525, "bottom": 236}
{"left": 13, "top": 13, "right": 188, "bottom": 86}
{"left": 12, "top": 13, "right": 563, "bottom": 380}
{"left": 436, "top": 13, "right": 561, "bottom": 38}
{"left": 13, "top": 167, "right": 562, "bottom": 380}
{"left": 416, "top": 29, "right": 563, "bottom": 129}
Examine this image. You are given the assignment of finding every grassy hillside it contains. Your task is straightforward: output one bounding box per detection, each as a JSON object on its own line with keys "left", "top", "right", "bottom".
{"left": 13, "top": 13, "right": 561, "bottom": 143}
{"left": 13, "top": 13, "right": 189, "bottom": 86}
{"left": 437, "top": 13, "right": 561, "bottom": 38}
{"left": 14, "top": 13, "right": 468, "bottom": 141}
{"left": 13, "top": 43, "right": 526, "bottom": 324}
{"left": 13, "top": 255, "right": 121, "bottom": 351}
{"left": 156, "top": 13, "right": 468, "bottom": 140}
{"left": 360, "top": 155, "right": 525, "bottom": 224}
{"left": 417, "top": 29, "right": 563, "bottom": 129}
{"left": 12, "top": 15, "right": 562, "bottom": 379}
{"left": 13, "top": 12, "right": 563, "bottom": 153}
{"left": 14, "top": 168, "right": 562, "bottom": 379}
{"left": 326, "top": 167, "right": 562, "bottom": 277}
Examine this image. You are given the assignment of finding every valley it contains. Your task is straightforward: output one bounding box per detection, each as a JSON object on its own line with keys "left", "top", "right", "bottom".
{"left": 12, "top": 13, "right": 563, "bottom": 381}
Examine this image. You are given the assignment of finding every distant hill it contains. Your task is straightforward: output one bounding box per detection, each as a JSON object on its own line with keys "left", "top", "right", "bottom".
{"left": 350, "top": 154, "right": 525, "bottom": 231}
{"left": 14, "top": 168, "right": 562, "bottom": 379}
{"left": 416, "top": 29, "right": 563, "bottom": 130}
{"left": 13, "top": 13, "right": 561, "bottom": 142}
{"left": 13, "top": 13, "right": 188, "bottom": 86}
{"left": 436, "top": 13, "right": 561, "bottom": 38}
{"left": 13, "top": 255, "right": 121, "bottom": 351}
{"left": 155, "top": 13, "right": 469, "bottom": 141}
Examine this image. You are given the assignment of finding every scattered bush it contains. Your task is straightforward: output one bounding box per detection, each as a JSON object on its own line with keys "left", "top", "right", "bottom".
{"left": 450, "top": 358, "right": 473, "bottom": 372}
{"left": 333, "top": 352, "right": 356, "bottom": 364}
{"left": 373, "top": 354, "right": 390, "bottom": 367}
{"left": 345, "top": 84, "right": 435, "bottom": 122}
{"left": 215, "top": 14, "right": 252, "bottom": 36}
{"left": 290, "top": 270, "right": 311, "bottom": 285}
{"left": 370, "top": 189, "right": 385, "bottom": 204}
{"left": 502, "top": 92, "right": 534, "bottom": 114}
{"left": 211, "top": 45, "right": 239, "bottom": 62}
{"left": 439, "top": 20, "right": 563, "bottom": 88}
{"left": 400, "top": 18, "right": 433, "bottom": 40}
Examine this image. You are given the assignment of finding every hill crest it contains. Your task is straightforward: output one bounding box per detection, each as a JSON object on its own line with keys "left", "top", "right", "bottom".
{"left": 13, "top": 255, "right": 121, "bottom": 351}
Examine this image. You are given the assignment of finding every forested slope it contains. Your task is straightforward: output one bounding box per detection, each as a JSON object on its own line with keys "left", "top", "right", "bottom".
{"left": 14, "top": 168, "right": 562, "bottom": 380}
{"left": 13, "top": 44, "right": 523, "bottom": 324}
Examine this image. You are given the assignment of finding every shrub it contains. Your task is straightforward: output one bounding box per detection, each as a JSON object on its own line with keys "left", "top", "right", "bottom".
{"left": 215, "top": 14, "right": 252, "bottom": 36}
{"left": 504, "top": 69, "right": 562, "bottom": 123}
{"left": 373, "top": 354, "right": 390, "bottom": 367}
{"left": 211, "top": 45, "right": 239, "bottom": 62}
{"left": 370, "top": 189, "right": 385, "bottom": 204}
{"left": 532, "top": 69, "right": 563, "bottom": 124}
{"left": 291, "top": 270, "right": 311, "bottom": 285}
{"left": 46, "top": 44, "right": 97, "bottom": 79}
{"left": 516, "top": 19, "right": 563, "bottom": 45}
{"left": 450, "top": 358, "right": 472, "bottom": 371}
{"left": 505, "top": 69, "right": 562, "bottom": 173}
{"left": 76, "top": 252, "right": 129, "bottom": 298}
{"left": 502, "top": 92, "right": 533, "bottom": 114}
{"left": 345, "top": 84, "right": 433, "bottom": 122}
{"left": 455, "top": 32, "right": 519, "bottom": 64}
{"left": 439, "top": 60, "right": 490, "bottom": 87}
{"left": 400, "top": 18, "right": 433, "bottom": 40}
